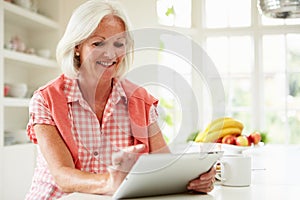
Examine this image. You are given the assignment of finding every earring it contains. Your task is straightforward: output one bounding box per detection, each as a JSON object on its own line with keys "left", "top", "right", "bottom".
{"left": 75, "top": 52, "right": 80, "bottom": 56}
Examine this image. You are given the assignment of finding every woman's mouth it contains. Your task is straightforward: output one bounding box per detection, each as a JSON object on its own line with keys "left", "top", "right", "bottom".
{"left": 96, "top": 61, "right": 117, "bottom": 68}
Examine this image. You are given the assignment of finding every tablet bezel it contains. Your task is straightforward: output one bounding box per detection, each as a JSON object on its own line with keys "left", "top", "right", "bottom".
{"left": 113, "top": 151, "right": 223, "bottom": 199}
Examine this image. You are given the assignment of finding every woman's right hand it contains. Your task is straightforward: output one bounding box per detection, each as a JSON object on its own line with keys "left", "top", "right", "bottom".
{"left": 106, "top": 144, "right": 146, "bottom": 194}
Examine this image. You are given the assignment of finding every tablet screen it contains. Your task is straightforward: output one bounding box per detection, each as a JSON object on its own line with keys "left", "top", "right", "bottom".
{"left": 113, "top": 151, "right": 223, "bottom": 199}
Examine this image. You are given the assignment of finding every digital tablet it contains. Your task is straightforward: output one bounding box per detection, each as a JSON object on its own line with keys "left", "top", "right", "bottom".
{"left": 113, "top": 151, "right": 223, "bottom": 199}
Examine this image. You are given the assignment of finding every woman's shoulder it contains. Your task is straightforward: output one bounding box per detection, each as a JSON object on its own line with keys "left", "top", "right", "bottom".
{"left": 33, "top": 74, "right": 72, "bottom": 103}
{"left": 32, "top": 74, "right": 71, "bottom": 109}
{"left": 120, "top": 79, "right": 158, "bottom": 105}
{"left": 37, "top": 74, "right": 65, "bottom": 91}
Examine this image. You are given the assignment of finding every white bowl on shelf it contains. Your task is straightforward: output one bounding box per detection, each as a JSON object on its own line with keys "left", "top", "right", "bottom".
{"left": 6, "top": 83, "right": 28, "bottom": 98}
{"left": 37, "top": 49, "right": 51, "bottom": 59}
{"left": 5, "top": 129, "right": 30, "bottom": 144}
{"left": 14, "top": 0, "right": 32, "bottom": 10}
{"left": 4, "top": 135, "right": 16, "bottom": 146}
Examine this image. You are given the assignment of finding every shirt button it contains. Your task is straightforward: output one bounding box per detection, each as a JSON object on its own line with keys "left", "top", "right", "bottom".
{"left": 93, "top": 151, "right": 99, "bottom": 156}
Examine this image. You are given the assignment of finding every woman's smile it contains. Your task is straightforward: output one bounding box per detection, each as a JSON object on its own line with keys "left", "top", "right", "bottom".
{"left": 96, "top": 60, "right": 117, "bottom": 68}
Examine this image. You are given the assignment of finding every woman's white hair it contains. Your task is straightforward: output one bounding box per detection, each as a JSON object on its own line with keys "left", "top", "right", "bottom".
{"left": 56, "top": 0, "right": 133, "bottom": 79}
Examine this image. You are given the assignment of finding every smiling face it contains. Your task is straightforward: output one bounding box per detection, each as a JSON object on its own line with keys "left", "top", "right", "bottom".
{"left": 76, "top": 15, "right": 127, "bottom": 82}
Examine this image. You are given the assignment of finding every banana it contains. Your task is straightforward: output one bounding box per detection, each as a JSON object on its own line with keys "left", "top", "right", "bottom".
{"left": 202, "top": 117, "right": 233, "bottom": 132}
{"left": 200, "top": 127, "right": 242, "bottom": 143}
{"left": 194, "top": 130, "right": 207, "bottom": 142}
{"left": 194, "top": 117, "right": 244, "bottom": 143}
{"left": 206, "top": 117, "right": 244, "bottom": 132}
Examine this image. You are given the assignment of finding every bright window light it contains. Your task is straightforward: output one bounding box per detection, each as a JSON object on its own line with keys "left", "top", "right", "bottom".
{"left": 156, "top": 0, "right": 191, "bottom": 28}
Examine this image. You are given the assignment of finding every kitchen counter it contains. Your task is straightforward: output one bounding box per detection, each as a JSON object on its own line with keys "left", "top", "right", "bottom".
{"left": 59, "top": 145, "right": 300, "bottom": 200}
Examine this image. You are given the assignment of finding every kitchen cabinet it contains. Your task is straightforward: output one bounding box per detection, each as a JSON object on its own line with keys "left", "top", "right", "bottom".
{"left": 0, "top": 144, "right": 36, "bottom": 199}
{"left": 0, "top": 0, "right": 61, "bottom": 199}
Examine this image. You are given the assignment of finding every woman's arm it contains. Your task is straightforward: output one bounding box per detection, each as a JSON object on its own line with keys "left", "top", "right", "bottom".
{"left": 148, "top": 122, "right": 170, "bottom": 153}
{"left": 35, "top": 124, "right": 125, "bottom": 194}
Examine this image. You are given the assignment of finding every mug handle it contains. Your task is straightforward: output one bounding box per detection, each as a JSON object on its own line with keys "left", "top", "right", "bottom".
{"left": 215, "top": 173, "right": 226, "bottom": 181}
{"left": 215, "top": 161, "right": 226, "bottom": 182}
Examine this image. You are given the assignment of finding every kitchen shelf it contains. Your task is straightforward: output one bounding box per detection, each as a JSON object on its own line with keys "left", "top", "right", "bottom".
{"left": 3, "top": 142, "right": 34, "bottom": 149}
{"left": 1, "top": 0, "right": 61, "bottom": 198}
{"left": 3, "top": 1, "right": 59, "bottom": 30}
{"left": 3, "top": 97, "right": 30, "bottom": 107}
{"left": 4, "top": 49, "right": 57, "bottom": 68}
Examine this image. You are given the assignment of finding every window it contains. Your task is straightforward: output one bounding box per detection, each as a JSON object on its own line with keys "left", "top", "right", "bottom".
{"left": 205, "top": 0, "right": 251, "bottom": 28}
{"left": 155, "top": 0, "right": 300, "bottom": 144}
{"left": 206, "top": 35, "right": 253, "bottom": 134}
{"left": 262, "top": 34, "right": 300, "bottom": 144}
{"left": 202, "top": 0, "right": 300, "bottom": 144}
{"left": 155, "top": 0, "right": 193, "bottom": 144}
{"left": 156, "top": 0, "right": 191, "bottom": 28}
{"left": 146, "top": 34, "right": 194, "bottom": 144}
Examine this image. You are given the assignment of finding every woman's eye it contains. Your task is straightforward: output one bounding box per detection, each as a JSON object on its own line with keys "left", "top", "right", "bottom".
{"left": 93, "top": 41, "right": 104, "bottom": 47}
{"left": 114, "top": 42, "right": 125, "bottom": 48}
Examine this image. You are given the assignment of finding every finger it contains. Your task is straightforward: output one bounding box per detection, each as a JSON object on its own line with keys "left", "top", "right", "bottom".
{"left": 200, "top": 167, "right": 216, "bottom": 181}
{"left": 188, "top": 179, "right": 215, "bottom": 193}
{"left": 192, "top": 184, "right": 214, "bottom": 193}
{"left": 111, "top": 151, "right": 123, "bottom": 165}
{"left": 188, "top": 184, "right": 213, "bottom": 192}
{"left": 112, "top": 144, "right": 145, "bottom": 162}
{"left": 188, "top": 179, "right": 211, "bottom": 189}
{"left": 188, "top": 175, "right": 215, "bottom": 188}
{"left": 122, "top": 144, "right": 145, "bottom": 153}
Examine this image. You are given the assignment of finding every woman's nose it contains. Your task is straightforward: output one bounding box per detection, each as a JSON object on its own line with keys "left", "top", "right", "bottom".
{"left": 102, "top": 46, "right": 116, "bottom": 59}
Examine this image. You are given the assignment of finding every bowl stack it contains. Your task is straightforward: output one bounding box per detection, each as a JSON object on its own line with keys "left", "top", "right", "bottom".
{"left": 5, "top": 83, "right": 28, "bottom": 98}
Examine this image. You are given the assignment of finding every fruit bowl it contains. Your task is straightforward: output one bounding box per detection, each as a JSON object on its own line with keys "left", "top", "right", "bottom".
{"left": 221, "top": 142, "right": 264, "bottom": 154}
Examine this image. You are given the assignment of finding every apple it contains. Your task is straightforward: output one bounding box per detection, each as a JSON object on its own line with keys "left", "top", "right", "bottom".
{"left": 215, "top": 137, "right": 223, "bottom": 143}
{"left": 236, "top": 135, "right": 249, "bottom": 146}
{"left": 221, "top": 135, "right": 236, "bottom": 145}
{"left": 247, "top": 135, "right": 253, "bottom": 146}
{"left": 249, "top": 132, "right": 261, "bottom": 145}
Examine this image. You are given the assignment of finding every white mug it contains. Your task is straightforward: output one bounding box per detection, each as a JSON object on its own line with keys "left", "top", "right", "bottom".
{"left": 216, "top": 155, "right": 251, "bottom": 187}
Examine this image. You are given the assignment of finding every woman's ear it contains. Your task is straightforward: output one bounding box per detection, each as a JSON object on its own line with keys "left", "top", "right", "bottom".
{"left": 75, "top": 45, "right": 80, "bottom": 56}
{"left": 74, "top": 45, "right": 81, "bottom": 67}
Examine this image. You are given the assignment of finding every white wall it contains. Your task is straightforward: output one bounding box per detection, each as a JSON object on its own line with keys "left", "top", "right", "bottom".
{"left": 59, "top": 0, "right": 85, "bottom": 29}
{"left": 60, "top": 0, "right": 159, "bottom": 29}
{"left": 119, "top": 0, "right": 158, "bottom": 29}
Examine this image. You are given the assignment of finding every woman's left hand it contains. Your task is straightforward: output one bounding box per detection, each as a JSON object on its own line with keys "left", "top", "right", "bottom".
{"left": 187, "top": 167, "right": 216, "bottom": 193}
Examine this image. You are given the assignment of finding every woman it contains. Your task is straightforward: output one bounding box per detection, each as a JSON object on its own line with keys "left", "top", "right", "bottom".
{"left": 25, "top": 0, "right": 216, "bottom": 199}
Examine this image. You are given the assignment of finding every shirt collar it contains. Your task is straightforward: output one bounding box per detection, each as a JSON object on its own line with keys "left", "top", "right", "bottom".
{"left": 64, "top": 76, "right": 82, "bottom": 103}
{"left": 63, "top": 76, "right": 127, "bottom": 104}
{"left": 111, "top": 79, "right": 127, "bottom": 104}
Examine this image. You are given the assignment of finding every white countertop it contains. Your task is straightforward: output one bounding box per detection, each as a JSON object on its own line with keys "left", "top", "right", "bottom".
{"left": 60, "top": 145, "right": 300, "bottom": 200}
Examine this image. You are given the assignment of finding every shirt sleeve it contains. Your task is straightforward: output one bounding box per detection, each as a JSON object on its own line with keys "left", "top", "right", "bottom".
{"left": 26, "top": 92, "right": 55, "bottom": 143}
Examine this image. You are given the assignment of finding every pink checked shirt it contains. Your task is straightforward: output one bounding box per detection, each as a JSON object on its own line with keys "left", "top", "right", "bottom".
{"left": 25, "top": 77, "right": 158, "bottom": 199}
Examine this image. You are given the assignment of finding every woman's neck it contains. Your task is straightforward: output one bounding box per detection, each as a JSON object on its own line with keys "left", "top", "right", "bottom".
{"left": 78, "top": 77, "right": 113, "bottom": 114}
